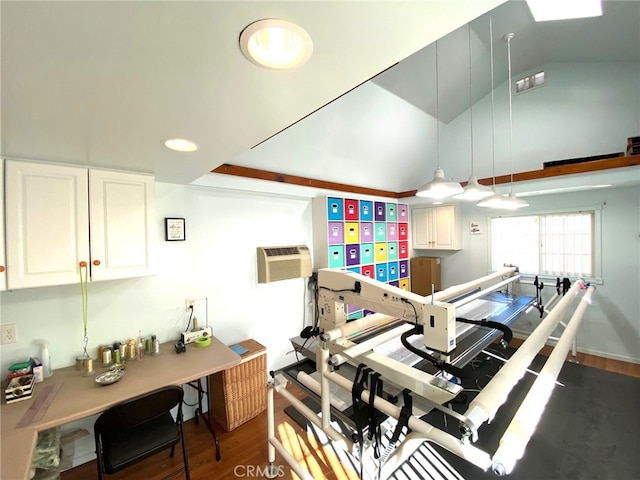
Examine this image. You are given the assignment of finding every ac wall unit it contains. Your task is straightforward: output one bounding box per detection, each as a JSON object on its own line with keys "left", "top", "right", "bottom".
{"left": 257, "top": 245, "right": 312, "bottom": 283}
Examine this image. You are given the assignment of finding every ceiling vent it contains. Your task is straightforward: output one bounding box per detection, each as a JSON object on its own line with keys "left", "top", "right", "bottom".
{"left": 515, "top": 71, "right": 545, "bottom": 94}
{"left": 257, "top": 245, "right": 312, "bottom": 283}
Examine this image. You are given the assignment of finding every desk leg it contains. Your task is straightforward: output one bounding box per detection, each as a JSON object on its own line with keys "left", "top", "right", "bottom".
{"left": 187, "top": 378, "right": 221, "bottom": 461}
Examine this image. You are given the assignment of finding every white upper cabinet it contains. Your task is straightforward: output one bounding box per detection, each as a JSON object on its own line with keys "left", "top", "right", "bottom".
{"left": 89, "top": 169, "right": 154, "bottom": 281}
{"left": 5, "top": 161, "right": 90, "bottom": 288}
{"left": 5, "top": 160, "right": 154, "bottom": 289}
{"left": 411, "top": 205, "right": 461, "bottom": 250}
{"left": 0, "top": 159, "right": 6, "bottom": 291}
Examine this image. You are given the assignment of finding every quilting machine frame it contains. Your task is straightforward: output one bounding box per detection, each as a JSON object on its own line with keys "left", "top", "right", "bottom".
{"left": 266, "top": 267, "right": 595, "bottom": 478}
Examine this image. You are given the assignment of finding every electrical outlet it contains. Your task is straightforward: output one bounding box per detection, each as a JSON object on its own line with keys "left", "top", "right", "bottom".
{"left": 1, "top": 324, "right": 17, "bottom": 345}
{"left": 185, "top": 298, "right": 196, "bottom": 311}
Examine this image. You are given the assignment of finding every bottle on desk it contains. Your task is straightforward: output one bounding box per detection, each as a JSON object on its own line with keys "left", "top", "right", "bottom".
{"left": 137, "top": 334, "right": 145, "bottom": 361}
{"left": 127, "top": 339, "right": 137, "bottom": 360}
{"left": 38, "top": 341, "right": 52, "bottom": 378}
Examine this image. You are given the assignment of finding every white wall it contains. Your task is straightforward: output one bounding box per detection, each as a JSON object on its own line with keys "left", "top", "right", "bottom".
{"left": 1, "top": 181, "right": 321, "bottom": 467}
{"left": 0, "top": 182, "right": 316, "bottom": 383}
{"left": 0, "top": 180, "right": 318, "bottom": 465}
{"left": 1, "top": 57, "right": 638, "bottom": 468}
{"left": 440, "top": 61, "right": 640, "bottom": 182}
{"left": 423, "top": 184, "right": 640, "bottom": 363}
{"left": 2, "top": 178, "right": 638, "bottom": 468}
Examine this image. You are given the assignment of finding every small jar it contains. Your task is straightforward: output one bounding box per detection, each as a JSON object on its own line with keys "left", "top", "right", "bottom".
{"left": 102, "top": 348, "right": 112, "bottom": 366}
{"left": 82, "top": 358, "right": 94, "bottom": 377}
{"left": 127, "top": 341, "right": 136, "bottom": 360}
{"left": 127, "top": 338, "right": 138, "bottom": 360}
{"left": 97, "top": 345, "right": 106, "bottom": 362}
{"left": 75, "top": 356, "right": 85, "bottom": 371}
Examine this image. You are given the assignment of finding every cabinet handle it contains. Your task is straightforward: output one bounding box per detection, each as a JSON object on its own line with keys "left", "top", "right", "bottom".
{"left": 93, "top": 260, "right": 101, "bottom": 266}
{"left": 0, "top": 266, "right": 5, "bottom": 273}
{"left": 79, "top": 261, "right": 88, "bottom": 267}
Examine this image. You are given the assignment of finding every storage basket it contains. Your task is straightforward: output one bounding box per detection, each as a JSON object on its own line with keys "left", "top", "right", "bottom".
{"left": 209, "top": 339, "right": 267, "bottom": 431}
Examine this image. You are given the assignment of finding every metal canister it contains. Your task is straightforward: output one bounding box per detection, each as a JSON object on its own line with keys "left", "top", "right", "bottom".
{"left": 82, "top": 357, "right": 94, "bottom": 377}
{"left": 102, "top": 348, "right": 112, "bottom": 365}
{"left": 75, "top": 356, "right": 85, "bottom": 371}
{"left": 145, "top": 337, "right": 153, "bottom": 355}
{"left": 127, "top": 339, "right": 137, "bottom": 360}
{"left": 152, "top": 335, "right": 160, "bottom": 355}
{"left": 119, "top": 343, "right": 127, "bottom": 360}
{"left": 97, "top": 345, "right": 106, "bottom": 362}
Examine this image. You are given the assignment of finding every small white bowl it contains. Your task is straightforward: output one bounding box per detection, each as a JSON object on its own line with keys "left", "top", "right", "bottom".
{"left": 95, "top": 370, "right": 125, "bottom": 386}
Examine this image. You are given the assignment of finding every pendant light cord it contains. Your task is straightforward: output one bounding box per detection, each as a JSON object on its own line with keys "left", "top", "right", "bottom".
{"left": 489, "top": 14, "right": 496, "bottom": 188}
{"left": 468, "top": 23, "right": 475, "bottom": 175}
{"left": 505, "top": 33, "right": 515, "bottom": 194}
{"left": 435, "top": 42, "right": 441, "bottom": 170}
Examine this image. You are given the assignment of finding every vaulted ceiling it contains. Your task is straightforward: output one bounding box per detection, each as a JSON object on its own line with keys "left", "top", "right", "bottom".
{"left": 2, "top": 1, "right": 639, "bottom": 195}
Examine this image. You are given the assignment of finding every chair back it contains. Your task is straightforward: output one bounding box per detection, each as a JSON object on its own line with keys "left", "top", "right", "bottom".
{"left": 95, "top": 385, "right": 183, "bottom": 431}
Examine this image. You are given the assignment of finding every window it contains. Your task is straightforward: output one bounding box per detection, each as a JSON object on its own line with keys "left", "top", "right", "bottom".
{"left": 489, "top": 207, "right": 602, "bottom": 283}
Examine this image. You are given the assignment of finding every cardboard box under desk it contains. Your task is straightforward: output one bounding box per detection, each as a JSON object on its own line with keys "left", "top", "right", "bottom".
{"left": 209, "top": 339, "right": 267, "bottom": 431}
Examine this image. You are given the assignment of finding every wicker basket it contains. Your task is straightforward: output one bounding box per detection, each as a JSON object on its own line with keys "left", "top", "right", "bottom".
{"left": 209, "top": 339, "right": 267, "bottom": 431}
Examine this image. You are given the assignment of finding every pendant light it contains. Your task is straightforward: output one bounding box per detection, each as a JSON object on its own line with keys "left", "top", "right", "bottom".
{"left": 478, "top": 16, "right": 514, "bottom": 209}
{"left": 416, "top": 42, "right": 463, "bottom": 199}
{"left": 500, "top": 33, "right": 528, "bottom": 210}
{"left": 455, "top": 22, "right": 493, "bottom": 201}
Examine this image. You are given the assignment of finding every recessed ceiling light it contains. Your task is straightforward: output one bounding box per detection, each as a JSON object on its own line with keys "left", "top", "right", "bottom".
{"left": 239, "top": 19, "right": 313, "bottom": 70}
{"left": 526, "top": 0, "right": 602, "bottom": 22}
{"left": 164, "top": 138, "right": 199, "bottom": 152}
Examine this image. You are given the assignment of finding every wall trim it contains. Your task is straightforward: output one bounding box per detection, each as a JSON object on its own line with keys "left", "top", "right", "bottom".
{"left": 212, "top": 156, "right": 639, "bottom": 198}
{"left": 211, "top": 164, "right": 402, "bottom": 198}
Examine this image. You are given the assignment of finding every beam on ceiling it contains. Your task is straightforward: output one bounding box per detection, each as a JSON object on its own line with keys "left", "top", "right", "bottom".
{"left": 213, "top": 155, "right": 640, "bottom": 199}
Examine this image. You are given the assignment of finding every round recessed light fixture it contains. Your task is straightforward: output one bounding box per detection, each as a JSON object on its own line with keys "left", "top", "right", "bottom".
{"left": 239, "top": 19, "right": 313, "bottom": 70}
{"left": 164, "top": 138, "right": 199, "bottom": 152}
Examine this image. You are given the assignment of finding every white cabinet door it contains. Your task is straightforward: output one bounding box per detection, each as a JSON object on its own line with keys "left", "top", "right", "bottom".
{"left": 89, "top": 169, "right": 155, "bottom": 281}
{"left": 5, "top": 160, "right": 90, "bottom": 289}
{"left": 411, "top": 207, "right": 433, "bottom": 249}
{"left": 0, "top": 159, "right": 6, "bottom": 291}
{"left": 431, "top": 205, "right": 458, "bottom": 249}
{"left": 411, "top": 205, "right": 460, "bottom": 250}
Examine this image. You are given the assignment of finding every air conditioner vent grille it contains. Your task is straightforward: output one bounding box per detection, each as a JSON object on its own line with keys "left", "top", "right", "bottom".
{"left": 264, "top": 247, "right": 298, "bottom": 256}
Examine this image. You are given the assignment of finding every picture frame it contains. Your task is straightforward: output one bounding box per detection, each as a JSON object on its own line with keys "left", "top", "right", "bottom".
{"left": 165, "top": 218, "right": 186, "bottom": 241}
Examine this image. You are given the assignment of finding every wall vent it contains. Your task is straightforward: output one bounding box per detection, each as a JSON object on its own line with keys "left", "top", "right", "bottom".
{"left": 257, "top": 245, "right": 312, "bottom": 283}
{"left": 515, "top": 71, "right": 545, "bottom": 94}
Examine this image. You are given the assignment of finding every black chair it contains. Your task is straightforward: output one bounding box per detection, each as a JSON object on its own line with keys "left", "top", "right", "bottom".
{"left": 94, "top": 385, "right": 190, "bottom": 479}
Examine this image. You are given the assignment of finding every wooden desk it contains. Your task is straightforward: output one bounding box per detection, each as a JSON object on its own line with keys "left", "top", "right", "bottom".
{"left": 0, "top": 337, "right": 241, "bottom": 480}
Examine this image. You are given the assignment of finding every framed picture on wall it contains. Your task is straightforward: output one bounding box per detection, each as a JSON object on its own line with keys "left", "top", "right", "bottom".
{"left": 165, "top": 218, "right": 186, "bottom": 241}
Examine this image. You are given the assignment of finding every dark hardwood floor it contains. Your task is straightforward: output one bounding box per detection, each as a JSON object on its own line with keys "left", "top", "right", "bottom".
{"left": 61, "top": 348, "right": 640, "bottom": 480}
